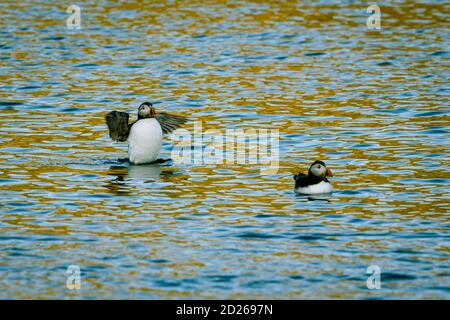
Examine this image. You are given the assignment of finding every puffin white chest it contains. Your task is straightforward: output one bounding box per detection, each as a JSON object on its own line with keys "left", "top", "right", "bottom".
{"left": 295, "top": 181, "right": 333, "bottom": 195}
{"left": 127, "top": 118, "right": 163, "bottom": 164}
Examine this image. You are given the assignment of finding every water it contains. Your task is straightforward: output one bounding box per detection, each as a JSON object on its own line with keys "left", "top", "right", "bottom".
{"left": 0, "top": 1, "right": 449, "bottom": 299}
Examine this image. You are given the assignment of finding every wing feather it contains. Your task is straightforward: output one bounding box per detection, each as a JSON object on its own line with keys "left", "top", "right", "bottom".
{"left": 105, "top": 111, "right": 130, "bottom": 142}
{"left": 155, "top": 113, "right": 188, "bottom": 134}
{"left": 294, "top": 173, "right": 309, "bottom": 188}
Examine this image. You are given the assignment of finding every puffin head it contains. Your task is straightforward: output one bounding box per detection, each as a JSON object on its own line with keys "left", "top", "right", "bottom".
{"left": 308, "top": 160, "right": 332, "bottom": 178}
{"left": 138, "top": 102, "right": 156, "bottom": 119}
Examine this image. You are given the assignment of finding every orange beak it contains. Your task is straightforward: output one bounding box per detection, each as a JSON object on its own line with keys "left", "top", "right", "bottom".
{"left": 326, "top": 168, "right": 333, "bottom": 177}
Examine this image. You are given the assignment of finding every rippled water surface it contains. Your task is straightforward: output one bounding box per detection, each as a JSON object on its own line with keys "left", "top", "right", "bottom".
{"left": 0, "top": 1, "right": 449, "bottom": 299}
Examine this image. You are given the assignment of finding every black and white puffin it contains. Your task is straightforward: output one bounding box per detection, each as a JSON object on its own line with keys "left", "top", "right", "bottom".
{"left": 105, "top": 102, "right": 187, "bottom": 164}
{"left": 293, "top": 160, "right": 333, "bottom": 194}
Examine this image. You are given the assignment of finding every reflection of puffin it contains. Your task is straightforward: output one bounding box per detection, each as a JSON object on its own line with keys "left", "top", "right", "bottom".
{"left": 106, "top": 163, "right": 175, "bottom": 196}
{"left": 293, "top": 160, "right": 333, "bottom": 195}
{"left": 106, "top": 102, "right": 187, "bottom": 164}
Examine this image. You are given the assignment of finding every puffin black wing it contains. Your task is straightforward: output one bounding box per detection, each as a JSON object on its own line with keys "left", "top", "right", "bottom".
{"left": 105, "top": 111, "right": 131, "bottom": 142}
{"left": 293, "top": 173, "right": 309, "bottom": 188}
{"left": 155, "top": 113, "right": 188, "bottom": 134}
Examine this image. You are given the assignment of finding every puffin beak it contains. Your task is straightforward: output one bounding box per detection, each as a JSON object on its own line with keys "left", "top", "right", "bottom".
{"left": 326, "top": 168, "right": 333, "bottom": 177}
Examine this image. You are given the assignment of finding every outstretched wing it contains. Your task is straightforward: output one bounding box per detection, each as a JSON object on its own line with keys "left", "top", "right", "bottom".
{"left": 155, "top": 113, "right": 188, "bottom": 134}
{"left": 105, "top": 111, "right": 130, "bottom": 142}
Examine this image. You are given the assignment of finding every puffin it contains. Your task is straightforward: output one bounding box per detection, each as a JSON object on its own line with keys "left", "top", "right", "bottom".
{"left": 105, "top": 102, "right": 187, "bottom": 164}
{"left": 293, "top": 160, "right": 333, "bottom": 194}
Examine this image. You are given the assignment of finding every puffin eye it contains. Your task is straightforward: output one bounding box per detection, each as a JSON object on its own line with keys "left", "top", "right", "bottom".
{"left": 317, "top": 165, "right": 321, "bottom": 169}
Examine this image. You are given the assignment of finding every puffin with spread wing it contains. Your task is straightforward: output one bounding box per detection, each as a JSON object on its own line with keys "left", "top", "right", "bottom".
{"left": 105, "top": 102, "right": 187, "bottom": 164}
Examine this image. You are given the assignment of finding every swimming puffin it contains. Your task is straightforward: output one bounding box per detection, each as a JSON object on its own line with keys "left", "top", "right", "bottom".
{"left": 105, "top": 102, "right": 187, "bottom": 164}
{"left": 293, "top": 160, "right": 333, "bottom": 194}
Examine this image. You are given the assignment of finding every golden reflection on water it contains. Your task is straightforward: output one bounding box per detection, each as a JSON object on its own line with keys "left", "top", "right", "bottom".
{"left": 0, "top": 1, "right": 449, "bottom": 299}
